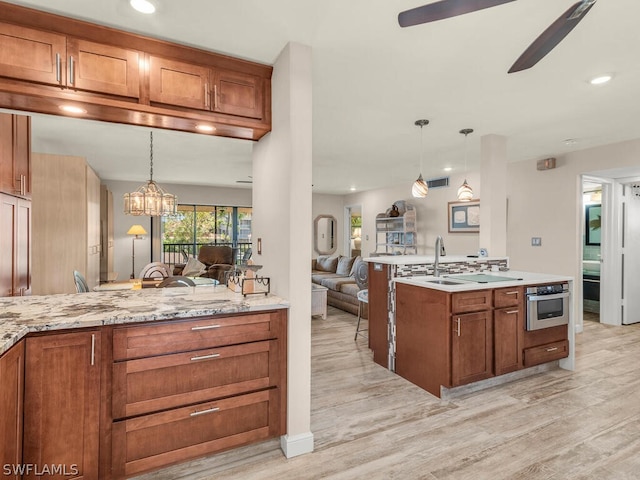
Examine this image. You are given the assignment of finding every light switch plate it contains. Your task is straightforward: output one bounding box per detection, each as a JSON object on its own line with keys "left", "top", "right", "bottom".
{"left": 531, "top": 237, "right": 542, "bottom": 246}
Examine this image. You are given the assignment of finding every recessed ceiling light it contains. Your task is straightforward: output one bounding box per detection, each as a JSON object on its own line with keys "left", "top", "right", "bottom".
{"left": 589, "top": 74, "right": 613, "bottom": 85}
{"left": 59, "top": 105, "right": 87, "bottom": 114}
{"left": 350, "top": 186, "right": 356, "bottom": 191}
{"left": 130, "top": 0, "right": 156, "bottom": 14}
{"left": 563, "top": 138, "right": 577, "bottom": 146}
{"left": 195, "top": 124, "right": 215, "bottom": 133}
{"left": 443, "top": 167, "right": 452, "bottom": 172}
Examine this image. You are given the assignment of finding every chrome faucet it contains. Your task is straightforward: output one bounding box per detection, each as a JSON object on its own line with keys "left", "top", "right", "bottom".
{"left": 434, "top": 235, "right": 447, "bottom": 277}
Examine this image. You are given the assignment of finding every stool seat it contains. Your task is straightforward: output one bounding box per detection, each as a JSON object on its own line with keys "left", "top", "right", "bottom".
{"left": 355, "top": 288, "right": 368, "bottom": 340}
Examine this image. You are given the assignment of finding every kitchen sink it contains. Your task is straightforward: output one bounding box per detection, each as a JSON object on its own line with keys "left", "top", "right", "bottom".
{"left": 426, "top": 279, "right": 464, "bottom": 285}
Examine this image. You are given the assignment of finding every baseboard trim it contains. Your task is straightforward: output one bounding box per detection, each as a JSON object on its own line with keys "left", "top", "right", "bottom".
{"left": 280, "top": 432, "right": 314, "bottom": 458}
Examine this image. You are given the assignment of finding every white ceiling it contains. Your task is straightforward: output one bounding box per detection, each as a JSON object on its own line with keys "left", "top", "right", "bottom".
{"left": 4, "top": 0, "right": 640, "bottom": 194}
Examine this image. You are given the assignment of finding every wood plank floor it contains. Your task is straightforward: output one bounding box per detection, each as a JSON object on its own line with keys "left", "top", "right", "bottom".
{"left": 134, "top": 307, "right": 640, "bottom": 480}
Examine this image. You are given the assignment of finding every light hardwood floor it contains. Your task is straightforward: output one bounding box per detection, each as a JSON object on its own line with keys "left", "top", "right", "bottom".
{"left": 135, "top": 308, "right": 640, "bottom": 480}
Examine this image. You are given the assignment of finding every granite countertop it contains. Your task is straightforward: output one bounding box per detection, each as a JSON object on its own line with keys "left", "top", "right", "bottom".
{"left": 362, "top": 255, "right": 508, "bottom": 265}
{"left": 394, "top": 270, "right": 574, "bottom": 292}
{"left": 0, "top": 287, "right": 288, "bottom": 356}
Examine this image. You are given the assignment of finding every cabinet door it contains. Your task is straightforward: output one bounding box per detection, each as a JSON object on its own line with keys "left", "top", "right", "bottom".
{"left": 12, "top": 115, "right": 31, "bottom": 198}
{"left": 67, "top": 38, "right": 140, "bottom": 98}
{"left": 15, "top": 198, "right": 31, "bottom": 296}
{"left": 494, "top": 307, "right": 523, "bottom": 375}
{"left": 149, "top": 56, "right": 210, "bottom": 110}
{"left": 451, "top": 290, "right": 492, "bottom": 314}
{"left": 213, "top": 69, "right": 264, "bottom": 120}
{"left": 0, "top": 341, "right": 24, "bottom": 480}
{"left": 0, "top": 113, "right": 14, "bottom": 195}
{"left": 0, "top": 193, "right": 16, "bottom": 297}
{"left": 0, "top": 22, "right": 66, "bottom": 85}
{"left": 451, "top": 310, "right": 493, "bottom": 386}
{"left": 86, "top": 166, "right": 101, "bottom": 290}
{"left": 24, "top": 331, "right": 101, "bottom": 480}
{"left": 494, "top": 286, "right": 523, "bottom": 309}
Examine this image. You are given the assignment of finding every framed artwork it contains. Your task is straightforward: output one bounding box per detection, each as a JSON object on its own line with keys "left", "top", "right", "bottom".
{"left": 448, "top": 199, "right": 480, "bottom": 233}
{"left": 585, "top": 204, "right": 601, "bottom": 246}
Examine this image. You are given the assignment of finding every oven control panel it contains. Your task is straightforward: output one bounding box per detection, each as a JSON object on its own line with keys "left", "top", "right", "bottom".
{"left": 526, "top": 283, "right": 568, "bottom": 296}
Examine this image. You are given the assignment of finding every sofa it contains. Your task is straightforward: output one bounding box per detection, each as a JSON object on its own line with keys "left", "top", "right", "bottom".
{"left": 173, "top": 245, "right": 238, "bottom": 283}
{"left": 311, "top": 255, "right": 367, "bottom": 318}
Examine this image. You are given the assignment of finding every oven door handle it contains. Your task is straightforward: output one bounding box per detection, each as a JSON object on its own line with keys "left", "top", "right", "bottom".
{"left": 527, "top": 292, "right": 569, "bottom": 302}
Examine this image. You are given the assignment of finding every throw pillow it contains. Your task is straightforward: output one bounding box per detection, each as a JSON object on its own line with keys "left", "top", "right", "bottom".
{"left": 182, "top": 257, "right": 207, "bottom": 277}
{"left": 349, "top": 256, "right": 363, "bottom": 277}
{"left": 336, "top": 255, "right": 356, "bottom": 275}
{"left": 315, "top": 255, "right": 338, "bottom": 272}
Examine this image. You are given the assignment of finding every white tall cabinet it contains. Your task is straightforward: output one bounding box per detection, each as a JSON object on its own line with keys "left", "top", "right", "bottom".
{"left": 32, "top": 154, "right": 101, "bottom": 294}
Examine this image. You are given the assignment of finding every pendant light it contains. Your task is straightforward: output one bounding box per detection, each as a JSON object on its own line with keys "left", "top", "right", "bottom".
{"left": 412, "top": 119, "right": 429, "bottom": 198}
{"left": 457, "top": 128, "right": 474, "bottom": 202}
{"left": 123, "top": 131, "right": 177, "bottom": 216}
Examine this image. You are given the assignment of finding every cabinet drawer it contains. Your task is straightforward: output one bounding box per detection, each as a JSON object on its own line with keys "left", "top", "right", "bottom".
{"left": 523, "top": 340, "right": 568, "bottom": 367}
{"left": 112, "top": 389, "right": 281, "bottom": 478}
{"left": 494, "top": 287, "right": 523, "bottom": 308}
{"left": 113, "top": 312, "right": 279, "bottom": 360}
{"left": 113, "top": 340, "right": 279, "bottom": 419}
{"left": 451, "top": 290, "right": 492, "bottom": 314}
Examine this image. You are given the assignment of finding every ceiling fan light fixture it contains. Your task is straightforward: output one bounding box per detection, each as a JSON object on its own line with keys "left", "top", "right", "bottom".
{"left": 457, "top": 128, "right": 474, "bottom": 202}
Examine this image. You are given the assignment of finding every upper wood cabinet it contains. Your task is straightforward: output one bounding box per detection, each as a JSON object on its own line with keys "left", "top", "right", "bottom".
{"left": 0, "top": 23, "right": 140, "bottom": 98}
{"left": 0, "top": 113, "right": 31, "bottom": 198}
{"left": 149, "top": 56, "right": 265, "bottom": 120}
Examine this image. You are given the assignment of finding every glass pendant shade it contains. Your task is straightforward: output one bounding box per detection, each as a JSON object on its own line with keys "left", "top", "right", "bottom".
{"left": 412, "top": 174, "right": 428, "bottom": 198}
{"left": 457, "top": 179, "right": 474, "bottom": 201}
{"left": 457, "top": 128, "right": 474, "bottom": 202}
{"left": 124, "top": 131, "right": 177, "bottom": 216}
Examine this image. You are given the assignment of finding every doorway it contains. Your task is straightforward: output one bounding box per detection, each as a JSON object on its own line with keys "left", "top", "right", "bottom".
{"left": 344, "top": 205, "right": 362, "bottom": 258}
{"left": 582, "top": 180, "right": 602, "bottom": 322}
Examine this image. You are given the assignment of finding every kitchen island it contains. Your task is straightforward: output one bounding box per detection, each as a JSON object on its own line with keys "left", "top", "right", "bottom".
{"left": 392, "top": 271, "right": 574, "bottom": 398}
{"left": 0, "top": 287, "right": 288, "bottom": 479}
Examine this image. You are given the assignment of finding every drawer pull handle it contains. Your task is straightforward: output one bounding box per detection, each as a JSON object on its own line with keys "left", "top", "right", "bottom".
{"left": 505, "top": 291, "right": 518, "bottom": 295}
{"left": 191, "top": 324, "right": 221, "bottom": 331}
{"left": 190, "top": 353, "right": 220, "bottom": 362}
{"left": 506, "top": 310, "right": 519, "bottom": 315}
{"left": 190, "top": 407, "right": 220, "bottom": 417}
{"left": 545, "top": 347, "right": 559, "bottom": 352}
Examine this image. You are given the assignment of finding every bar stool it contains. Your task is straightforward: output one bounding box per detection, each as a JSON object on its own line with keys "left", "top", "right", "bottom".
{"left": 355, "top": 288, "right": 368, "bottom": 340}
{"left": 353, "top": 259, "right": 368, "bottom": 340}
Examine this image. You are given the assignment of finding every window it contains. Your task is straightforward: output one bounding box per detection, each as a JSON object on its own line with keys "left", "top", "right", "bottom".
{"left": 162, "top": 205, "right": 252, "bottom": 267}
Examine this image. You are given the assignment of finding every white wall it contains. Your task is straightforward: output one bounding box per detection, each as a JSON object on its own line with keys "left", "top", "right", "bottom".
{"left": 252, "top": 42, "right": 314, "bottom": 457}
{"left": 103, "top": 180, "right": 252, "bottom": 281}
{"left": 345, "top": 170, "right": 481, "bottom": 258}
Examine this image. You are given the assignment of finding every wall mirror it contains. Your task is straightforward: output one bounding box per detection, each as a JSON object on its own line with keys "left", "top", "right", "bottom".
{"left": 314, "top": 215, "right": 337, "bottom": 255}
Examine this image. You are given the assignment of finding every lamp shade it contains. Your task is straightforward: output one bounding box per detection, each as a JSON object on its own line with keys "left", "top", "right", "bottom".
{"left": 411, "top": 174, "right": 428, "bottom": 198}
{"left": 127, "top": 225, "right": 147, "bottom": 236}
{"left": 456, "top": 180, "right": 474, "bottom": 201}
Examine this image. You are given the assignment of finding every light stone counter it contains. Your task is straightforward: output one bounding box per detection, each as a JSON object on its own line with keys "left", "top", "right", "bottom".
{"left": 363, "top": 255, "right": 508, "bottom": 265}
{"left": 0, "top": 287, "right": 288, "bottom": 356}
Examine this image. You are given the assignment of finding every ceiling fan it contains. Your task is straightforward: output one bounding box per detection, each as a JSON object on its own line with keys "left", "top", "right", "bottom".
{"left": 398, "top": 0, "right": 597, "bottom": 73}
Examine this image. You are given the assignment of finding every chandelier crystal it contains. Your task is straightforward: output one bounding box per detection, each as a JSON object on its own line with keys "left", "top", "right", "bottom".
{"left": 412, "top": 119, "right": 430, "bottom": 198}
{"left": 457, "top": 128, "right": 474, "bottom": 202}
{"left": 124, "top": 131, "right": 177, "bottom": 216}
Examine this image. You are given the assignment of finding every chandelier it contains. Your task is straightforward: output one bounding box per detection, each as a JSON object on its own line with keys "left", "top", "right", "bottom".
{"left": 124, "top": 131, "right": 177, "bottom": 216}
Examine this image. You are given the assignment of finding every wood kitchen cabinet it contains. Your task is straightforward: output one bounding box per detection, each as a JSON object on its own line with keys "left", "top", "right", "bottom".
{"left": 111, "top": 311, "right": 287, "bottom": 478}
{"left": 149, "top": 56, "right": 265, "bottom": 120}
{"left": 0, "top": 193, "right": 31, "bottom": 297}
{"left": 494, "top": 287, "right": 524, "bottom": 375}
{"left": 368, "top": 262, "right": 392, "bottom": 368}
{"left": 0, "top": 113, "right": 31, "bottom": 198}
{"left": 0, "top": 23, "right": 140, "bottom": 98}
{"left": 100, "top": 184, "right": 114, "bottom": 283}
{"left": 451, "top": 310, "right": 493, "bottom": 386}
{"left": 23, "top": 331, "right": 101, "bottom": 480}
{"left": 0, "top": 341, "right": 24, "bottom": 480}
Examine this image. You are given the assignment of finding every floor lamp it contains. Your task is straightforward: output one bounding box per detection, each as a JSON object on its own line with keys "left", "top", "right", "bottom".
{"left": 127, "top": 225, "right": 147, "bottom": 279}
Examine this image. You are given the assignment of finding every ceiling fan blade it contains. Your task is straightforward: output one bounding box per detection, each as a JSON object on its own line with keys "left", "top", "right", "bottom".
{"left": 508, "top": 0, "right": 596, "bottom": 73}
{"left": 398, "top": 0, "right": 517, "bottom": 28}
